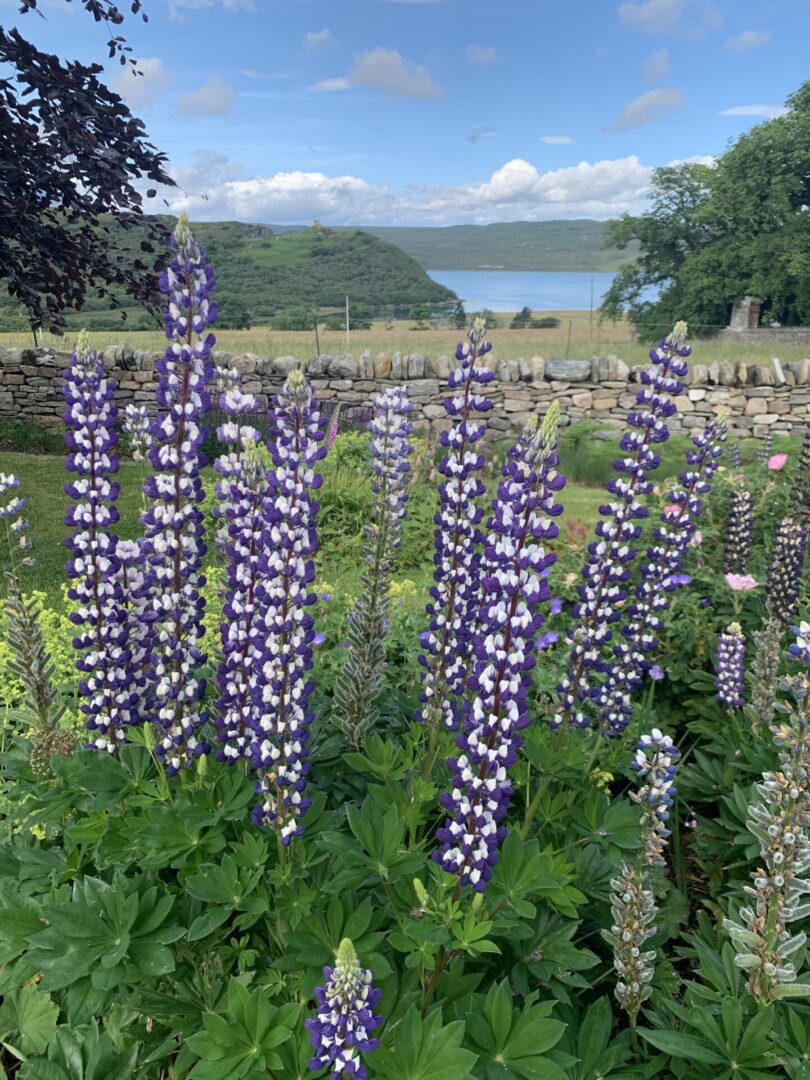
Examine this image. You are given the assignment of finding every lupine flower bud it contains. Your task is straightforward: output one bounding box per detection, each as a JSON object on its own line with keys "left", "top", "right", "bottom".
{"left": 715, "top": 622, "right": 746, "bottom": 711}
{"left": 766, "top": 517, "right": 807, "bottom": 627}
{"left": 723, "top": 488, "right": 754, "bottom": 574}
{"left": 123, "top": 403, "right": 153, "bottom": 461}
{"left": 604, "top": 729, "right": 680, "bottom": 1023}
{"left": 140, "top": 214, "right": 216, "bottom": 774}
{"left": 334, "top": 387, "right": 413, "bottom": 747}
{"left": 306, "top": 938, "right": 383, "bottom": 1080}
{"left": 556, "top": 324, "right": 689, "bottom": 730}
{"left": 251, "top": 370, "right": 326, "bottom": 843}
{"left": 419, "top": 321, "right": 493, "bottom": 733}
{"left": 434, "top": 405, "right": 565, "bottom": 892}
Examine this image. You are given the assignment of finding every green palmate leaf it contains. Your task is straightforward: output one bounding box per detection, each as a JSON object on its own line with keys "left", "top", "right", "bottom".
{"left": 464, "top": 983, "right": 567, "bottom": 1080}
{"left": 186, "top": 979, "right": 298, "bottom": 1080}
{"left": 0, "top": 985, "right": 58, "bottom": 1056}
{"left": 370, "top": 1006, "right": 478, "bottom": 1080}
{"left": 489, "top": 832, "right": 585, "bottom": 920}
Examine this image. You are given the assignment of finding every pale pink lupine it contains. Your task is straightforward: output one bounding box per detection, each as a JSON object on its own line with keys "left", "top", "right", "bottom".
{"left": 724, "top": 572, "right": 758, "bottom": 592}
{"left": 768, "top": 453, "right": 788, "bottom": 471}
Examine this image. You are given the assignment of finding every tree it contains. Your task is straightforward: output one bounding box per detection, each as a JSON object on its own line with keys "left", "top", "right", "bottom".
{"left": 273, "top": 306, "right": 316, "bottom": 331}
{"left": 0, "top": 0, "right": 174, "bottom": 334}
{"left": 601, "top": 81, "right": 810, "bottom": 339}
{"left": 217, "top": 294, "right": 252, "bottom": 330}
{"left": 510, "top": 306, "right": 533, "bottom": 329}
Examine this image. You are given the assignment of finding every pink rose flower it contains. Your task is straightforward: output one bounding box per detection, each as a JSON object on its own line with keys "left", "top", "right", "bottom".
{"left": 768, "top": 453, "right": 788, "bottom": 471}
{"left": 725, "top": 573, "right": 757, "bottom": 592}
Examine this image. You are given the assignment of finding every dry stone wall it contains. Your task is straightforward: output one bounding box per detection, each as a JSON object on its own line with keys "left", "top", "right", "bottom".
{"left": 2, "top": 344, "right": 810, "bottom": 440}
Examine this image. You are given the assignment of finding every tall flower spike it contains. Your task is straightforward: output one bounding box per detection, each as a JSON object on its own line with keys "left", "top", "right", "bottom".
{"left": 140, "top": 214, "right": 216, "bottom": 774}
{"left": 333, "top": 386, "right": 413, "bottom": 747}
{"left": 724, "top": 623, "right": 810, "bottom": 1003}
{"left": 419, "top": 318, "right": 494, "bottom": 734}
{"left": 788, "top": 426, "right": 810, "bottom": 523}
{"left": 555, "top": 322, "right": 689, "bottom": 730}
{"left": 251, "top": 370, "right": 326, "bottom": 843}
{"left": 212, "top": 369, "right": 267, "bottom": 765}
{"left": 766, "top": 517, "right": 807, "bottom": 627}
{"left": 715, "top": 622, "right": 745, "bottom": 712}
{"left": 63, "top": 331, "right": 134, "bottom": 752}
{"left": 723, "top": 488, "right": 754, "bottom": 574}
{"left": 434, "top": 405, "right": 565, "bottom": 892}
{"left": 594, "top": 415, "right": 726, "bottom": 735}
{"left": 306, "top": 939, "right": 383, "bottom": 1080}
{"left": 604, "top": 730, "right": 680, "bottom": 1024}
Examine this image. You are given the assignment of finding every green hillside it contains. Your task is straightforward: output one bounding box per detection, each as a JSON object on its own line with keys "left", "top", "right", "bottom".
{"left": 0, "top": 219, "right": 456, "bottom": 332}
{"left": 359, "top": 220, "right": 639, "bottom": 272}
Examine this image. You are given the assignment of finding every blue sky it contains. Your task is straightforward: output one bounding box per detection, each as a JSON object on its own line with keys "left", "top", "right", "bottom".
{"left": 9, "top": 0, "right": 809, "bottom": 224}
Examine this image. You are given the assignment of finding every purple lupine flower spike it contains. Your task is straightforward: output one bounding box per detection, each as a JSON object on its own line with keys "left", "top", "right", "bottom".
{"left": 419, "top": 317, "right": 494, "bottom": 732}
{"left": 555, "top": 322, "right": 689, "bottom": 730}
{"left": 630, "top": 728, "right": 681, "bottom": 866}
{"left": 715, "top": 622, "right": 746, "bottom": 711}
{"left": 306, "top": 938, "right": 383, "bottom": 1080}
{"left": 766, "top": 517, "right": 807, "bottom": 627}
{"left": 723, "top": 488, "right": 754, "bottom": 574}
{"left": 212, "top": 368, "right": 266, "bottom": 764}
{"left": 434, "top": 403, "right": 565, "bottom": 892}
{"left": 63, "top": 330, "right": 132, "bottom": 752}
{"left": 140, "top": 214, "right": 216, "bottom": 774}
{"left": 594, "top": 414, "right": 727, "bottom": 734}
{"left": 251, "top": 369, "right": 326, "bottom": 843}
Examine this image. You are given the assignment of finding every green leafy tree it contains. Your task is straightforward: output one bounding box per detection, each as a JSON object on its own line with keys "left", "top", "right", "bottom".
{"left": 511, "top": 306, "right": 533, "bottom": 329}
{"left": 601, "top": 81, "right": 810, "bottom": 339}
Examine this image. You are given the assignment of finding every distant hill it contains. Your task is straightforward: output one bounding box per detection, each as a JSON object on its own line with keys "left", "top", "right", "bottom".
{"left": 0, "top": 219, "right": 456, "bottom": 332}
{"left": 358, "top": 221, "right": 639, "bottom": 272}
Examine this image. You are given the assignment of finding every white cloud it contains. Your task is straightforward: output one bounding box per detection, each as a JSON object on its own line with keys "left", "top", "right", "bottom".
{"left": 606, "top": 87, "right": 685, "bottom": 132}
{"left": 468, "top": 125, "right": 498, "bottom": 143}
{"left": 111, "top": 57, "right": 169, "bottom": 108}
{"left": 618, "top": 0, "right": 720, "bottom": 37}
{"left": 642, "top": 46, "right": 671, "bottom": 81}
{"left": 465, "top": 44, "right": 498, "bottom": 65}
{"left": 169, "top": 0, "right": 254, "bottom": 20}
{"left": 312, "top": 48, "right": 445, "bottom": 100}
{"left": 148, "top": 154, "right": 659, "bottom": 226}
{"left": 178, "top": 75, "right": 237, "bottom": 117}
{"left": 305, "top": 28, "right": 332, "bottom": 52}
{"left": 725, "top": 29, "right": 770, "bottom": 52}
{"left": 540, "top": 135, "right": 573, "bottom": 145}
{"left": 720, "top": 103, "right": 788, "bottom": 119}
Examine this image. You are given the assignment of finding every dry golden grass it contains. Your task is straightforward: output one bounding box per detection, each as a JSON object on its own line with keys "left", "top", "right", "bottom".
{"left": 2, "top": 310, "right": 808, "bottom": 367}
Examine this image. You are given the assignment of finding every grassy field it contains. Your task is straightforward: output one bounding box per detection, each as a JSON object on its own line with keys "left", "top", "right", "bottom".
{"left": 4, "top": 311, "right": 808, "bottom": 367}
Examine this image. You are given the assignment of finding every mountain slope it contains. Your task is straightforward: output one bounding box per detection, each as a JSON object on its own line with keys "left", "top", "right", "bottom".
{"left": 359, "top": 220, "right": 639, "bottom": 271}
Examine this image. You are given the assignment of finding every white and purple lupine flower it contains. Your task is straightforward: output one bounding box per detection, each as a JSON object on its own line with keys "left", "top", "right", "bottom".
{"left": 555, "top": 323, "right": 689, "bottom": 730}
{"left": 419, "top": 319, "right": 494, "bottom": 732}
{"left": 766, "top": 517, "right": 807, "bottom": 627}
{"left": 723, "top": 488, "right": 754, "bottom": 574}
{"left": 0, "top": 473, "right": 31, "bottom": 559}
{"left": 122, "top": 403, "right": 153, "bottom": 461}
{"left": 140, "top": 214, "right": 216, "bottom": 774}
{"left": 306, "top": 938, "right": 383, "bottom": 1080}
{"left": 434, "top": 404, "right": 565, "bottom": 892}
{"left": 62, "top": 331, "right": 134, "bottom": 753}
{"left": 594, "top": 415, "right": 727, "bottom": 735}
{"left": 630, "top": 728, "right": 681, "bottom": 867}
{"left": 333, "top": 386, "right": 413, "bottom": 746}
{"left": 715, "top": 622, "right": 746, "bottom": 711}
{"left": 212, "top": 370, "right": 267, "bottom": 764}
{"left": 251, "top": 370, "right": 326, "bottom": 843}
